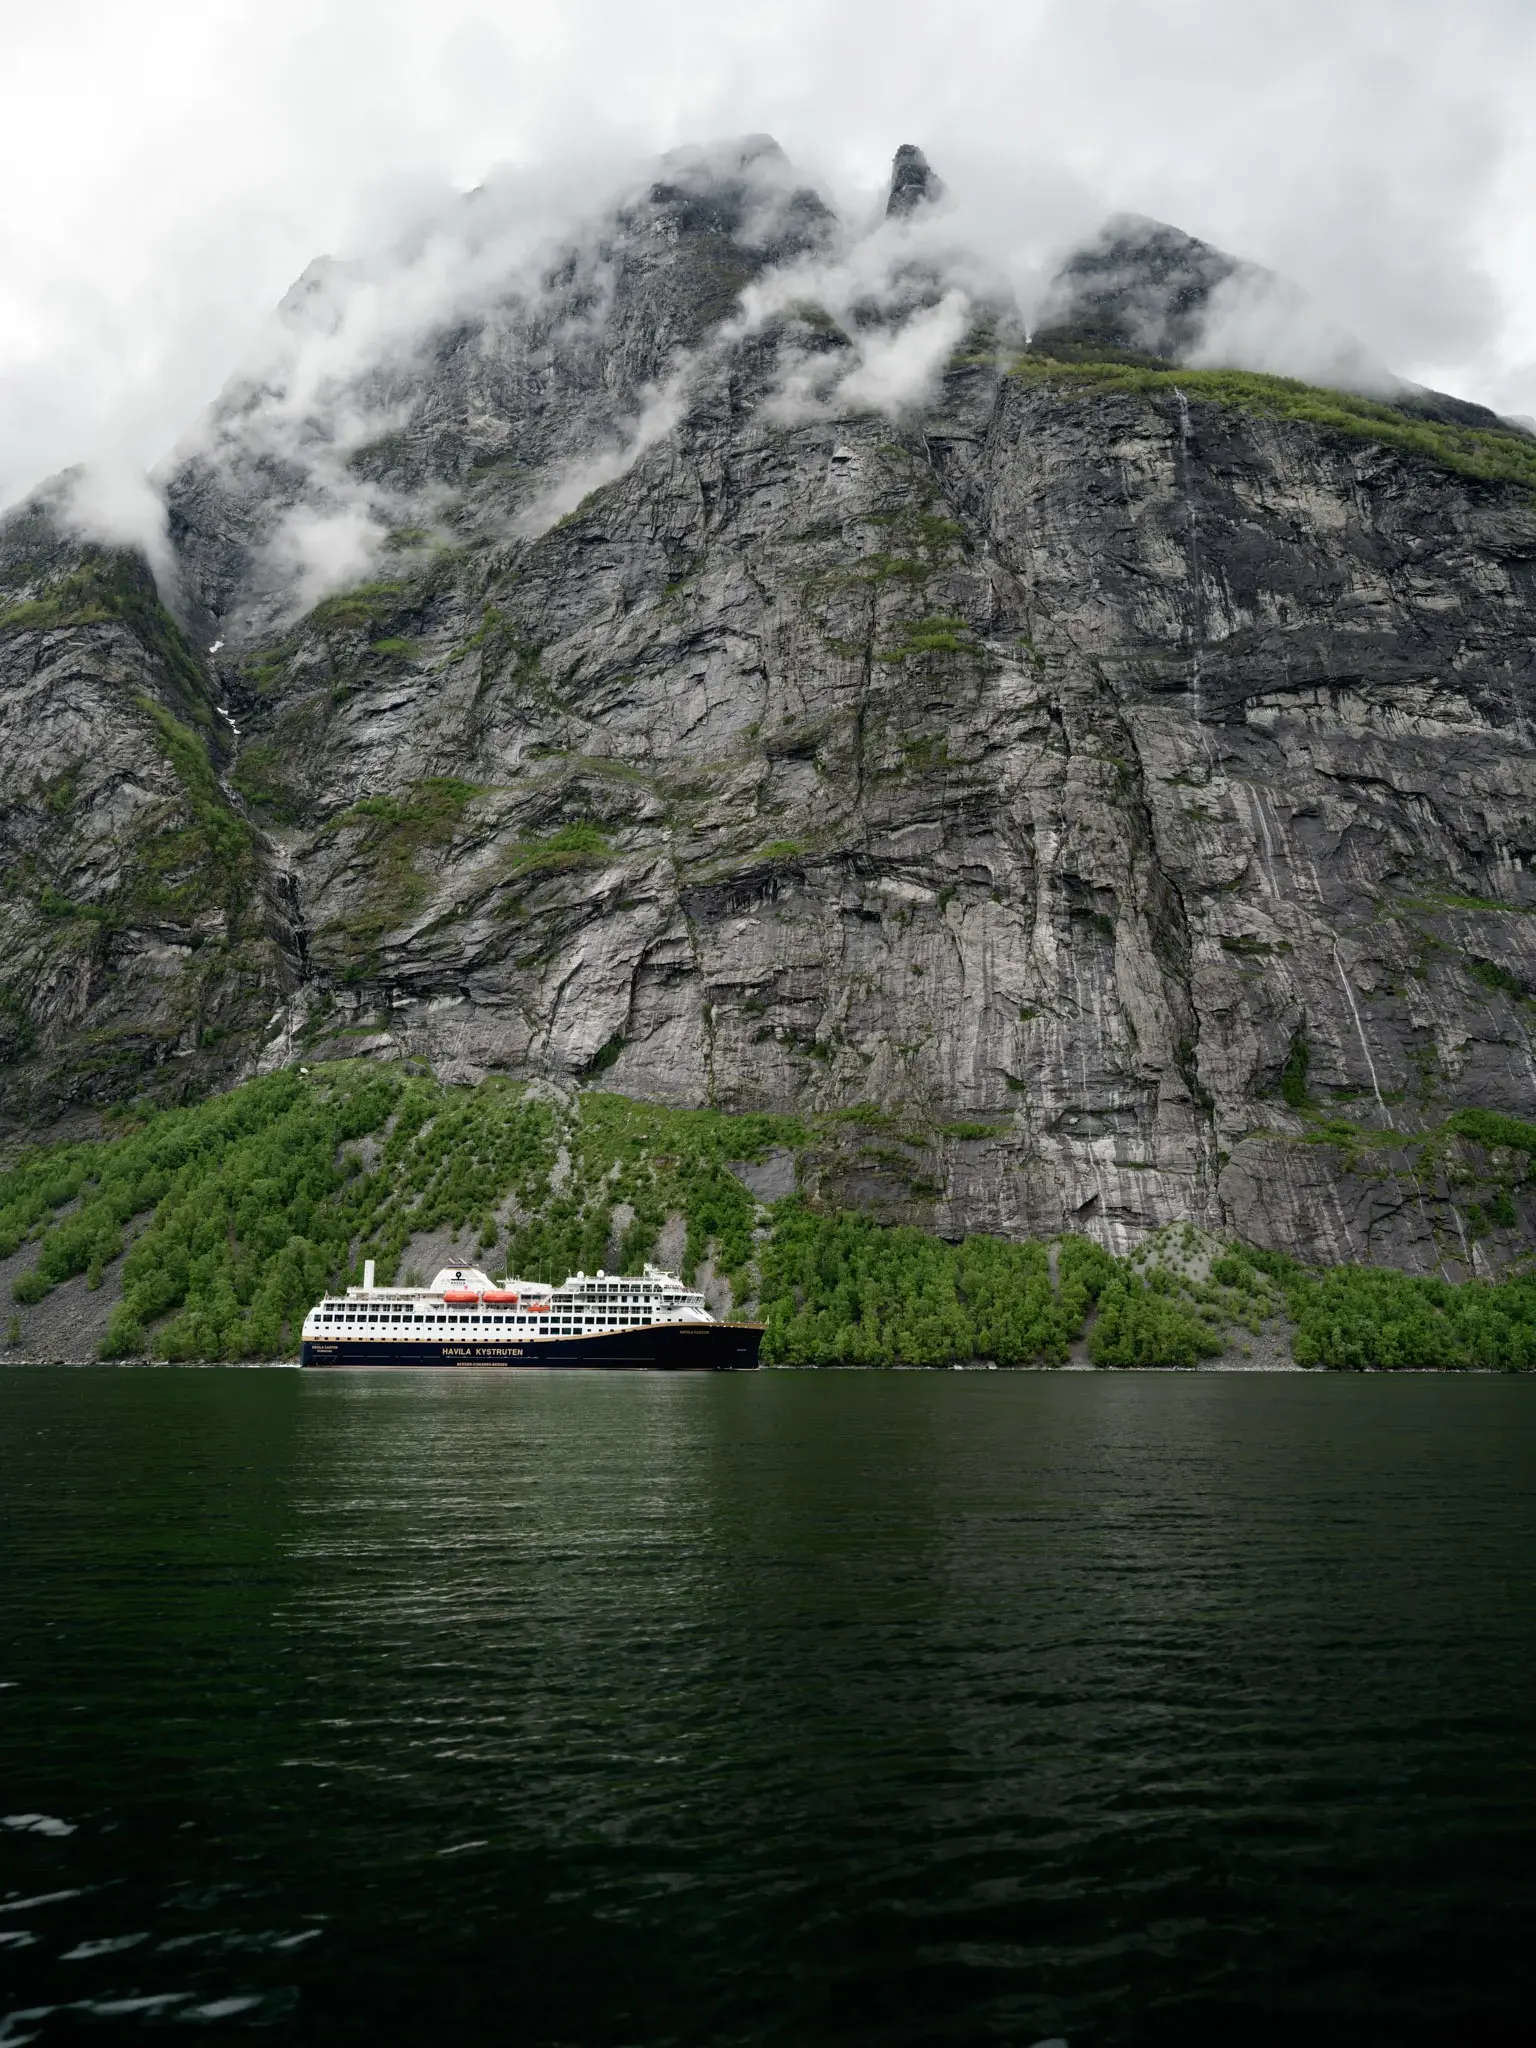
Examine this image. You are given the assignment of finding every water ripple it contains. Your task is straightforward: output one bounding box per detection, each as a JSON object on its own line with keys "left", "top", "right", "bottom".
{"left": 1, "top": 1368, "right": 1533, "bottom": 2044}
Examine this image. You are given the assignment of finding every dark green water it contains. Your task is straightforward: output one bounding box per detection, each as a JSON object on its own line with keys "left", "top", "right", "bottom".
{"left": 2, "top": 1369, "right": 1533, "bottom": 2046}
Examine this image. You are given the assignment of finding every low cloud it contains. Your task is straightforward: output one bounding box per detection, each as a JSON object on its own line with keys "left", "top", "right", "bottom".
{"left": 515, "top": 371, "right": 692, "bottom": 538}
{"left": 763, "top": 289, "right": 974, "bottom": 424}
{"left": 1188, "top": 268, "right": 1396, "bottom": 393}
{"left": 166, "top": 138, "right": 997, "bottom": 605}
{"left": 6, "top": 7, "right": 1532, "bottom": 629}
{"left": 154, "top": 157, "right": 647, "bottom": 612}
{"left": 57, "top": 460, "right": 178, "bottom": 603}
{"left": 30, "top": 144, "right": 1445, "bottom": 625}
{"left": 2, "top": 0, "right": 1532, "bottom": 522}
{"left": 268, "top": 503, "right": 393, "bottom": 613}
{"left": 836, "top": 290, "right": 973, "bottom": 412}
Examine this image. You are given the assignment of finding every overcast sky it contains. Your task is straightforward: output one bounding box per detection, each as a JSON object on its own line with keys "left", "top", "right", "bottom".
{"left": 2, "top": 0, "right": 1533, "bottom": 509}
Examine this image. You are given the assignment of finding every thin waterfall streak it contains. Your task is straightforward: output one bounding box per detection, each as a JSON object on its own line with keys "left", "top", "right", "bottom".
{"left": 1450, "top": 1203, "right": 1474, "bottom": 1273}
{"left": 1332, "top": 944, "right": 1390, "bottom": 1127}
{"left": 1239, "top": 784, "right": 1282, "bottom": 899}
{"left": 1300, "top": 845, "right": 1328, "bottom": 908}
{"left": 1328, "top": 1180, "right": 1361, "bottom": 1263}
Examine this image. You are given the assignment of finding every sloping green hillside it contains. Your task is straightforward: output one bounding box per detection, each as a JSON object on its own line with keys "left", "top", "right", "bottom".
{"left": 2, "top": 1063, "right": 1534, "bottom": 1368}
{"left": 1014, "top": 357, "right": 1536, "bottom": 491}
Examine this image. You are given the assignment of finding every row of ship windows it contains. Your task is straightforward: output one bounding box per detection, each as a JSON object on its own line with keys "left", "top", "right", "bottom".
{"left": 315, "top": 1311, "right": 680, "bottom": 1325}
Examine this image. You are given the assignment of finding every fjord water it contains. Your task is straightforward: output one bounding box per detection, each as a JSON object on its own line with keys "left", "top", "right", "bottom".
{"left": 2, "top": 1370, "right": 1533, "bottom": 2046}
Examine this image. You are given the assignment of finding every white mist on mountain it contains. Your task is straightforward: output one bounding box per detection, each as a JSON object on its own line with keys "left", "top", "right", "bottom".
{"left": 720, "top": 181, "right": 1025, "bottom": 430}
{"left": 1186, "top": 270, "right": 1397, "bottom": 394}
{"left": 4, "top": 0, "right": 1533, "bottom": 516}
{"left": 836, "top": 289, "right": 974, "bottom": 412}
{"left": 24, "top": 128, "right": 1525, "bottom": 619}
{"left": 160, "top": 145, "right": 665, "bottom": 603}
{"left": 55, "top": 459, "right": 180, "bottom": 601}
{"left": 165, "top": 137, "right": 847, "bottom": 586}
{"left": 761, "top": 289, "right": 975, "bottom": 426}
{"left": 514, "top": 369, "right": 693, "bottom": 538}
{"left": 510, "top": 161, "right": 986, "bottom": 529}
{"left": 265, "top": 503, "right": 393, "bottom": 614}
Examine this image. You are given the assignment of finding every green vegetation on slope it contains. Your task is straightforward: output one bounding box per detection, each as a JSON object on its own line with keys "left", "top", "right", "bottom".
{"left": 0, "top": 1068, "right": 807, "bottom": 1361}
{"left": 2, "top": 1065, "right": 1534, "bottom": 1368}
{"left": 134, "top": 699, "right": 257, "bottom": 919}
{"left": 1442, "top": 1108, "right": 1536, "bottom": 1157}
{"left": 757, "top": 1208, "right": 1116, "bottom": 1366}
{"left": 0, "top": 550, "right": 218, "bottom": 729}
{"left": 874, "top": 614, "right": 986, "bottom": 665}
{"left": 1, "top": 552, "right": 173, "bottom": 637}
{"left": 307, "top": 579, "right": 415, "bottom": 632}
{"left": 1013, "top": 358, "right": 1536, "bottom": 492}
{"left": 1233, "top": 1246, "right": 1536, "bottom": 1371}
{"left": 324, "top": 778, "right": 484, "bottom": 966}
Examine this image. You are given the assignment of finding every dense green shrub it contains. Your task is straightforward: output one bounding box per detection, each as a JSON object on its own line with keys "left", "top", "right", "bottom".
{"left": 1444, "top": 1108, "right": 1536, "bottom": 1155}
{"left": 1280, "top": 1031, "right": 1311, "bottom": 1109}
{"left": 1286, "top": 1266, "right": 1536, "bottom": 1371}
{"left": 1057, "top": 1235, "right": 1119, "bottom": 1324}
{"left": 1211, "top": 1241, "right": 1536, "bottom": 1370}
{"left": 307, "top": 579, "right": 413, "bottom": 631}
{"left": 757, "top": 1202, "right": 1075, "bottom": 1366}
{"left": 1089, "top": 1275, "right": 1224, "bottom": 1366}
{"left": 100, "top": 1069, "right": 407, "bottom": 1359}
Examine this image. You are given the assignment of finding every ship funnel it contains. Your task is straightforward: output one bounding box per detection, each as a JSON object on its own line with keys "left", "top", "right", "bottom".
{"left": 363, "top": 1259, "right": 376, "bottom": 1291}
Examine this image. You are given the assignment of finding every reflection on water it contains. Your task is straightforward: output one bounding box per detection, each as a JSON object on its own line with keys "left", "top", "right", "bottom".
{"left": 2, "top": 1369, "right": 1534, "bottom": 2045}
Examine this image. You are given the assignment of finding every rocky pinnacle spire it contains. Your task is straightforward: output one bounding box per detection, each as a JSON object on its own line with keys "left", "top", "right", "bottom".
{"left": 885, "top": 143, "right": 944, "bottom": 218}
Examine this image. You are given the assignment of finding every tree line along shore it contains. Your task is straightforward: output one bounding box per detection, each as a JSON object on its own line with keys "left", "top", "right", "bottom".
{"left": 2, "top": 1063, "right": 1534, "bottom": 1370}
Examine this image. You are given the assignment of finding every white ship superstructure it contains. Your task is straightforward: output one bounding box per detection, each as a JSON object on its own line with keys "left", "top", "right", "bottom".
{"left": 300, "top": 1262, "right": 761, "bottom": 1370}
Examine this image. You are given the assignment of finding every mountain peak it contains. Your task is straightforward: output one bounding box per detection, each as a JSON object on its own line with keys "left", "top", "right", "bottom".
{"left": 1033, "top": 214, "right": 1240, "bottom": 361}
{"left": 886, "top": 144, "right": 944, "bottom": 218}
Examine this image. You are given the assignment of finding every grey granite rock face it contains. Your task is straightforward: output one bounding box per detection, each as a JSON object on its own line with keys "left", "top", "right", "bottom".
{"left": 886, "top": 144, "right": 944, "bottom": 218}
{"left": 0, "top": 500, "right": 285, "bottom": 1129}
{"left": 3, "top": 143, "right": 1534, "bottom": 1273}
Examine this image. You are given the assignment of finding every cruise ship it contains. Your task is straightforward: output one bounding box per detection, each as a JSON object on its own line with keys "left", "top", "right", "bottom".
{"left": 299, "top": 1261, "right": 763, "bottom": 1369}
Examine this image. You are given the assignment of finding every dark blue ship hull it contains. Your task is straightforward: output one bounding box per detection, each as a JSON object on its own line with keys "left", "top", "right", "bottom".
{"left": 300, "top": 1321, "right": 763, "bottom": 1370}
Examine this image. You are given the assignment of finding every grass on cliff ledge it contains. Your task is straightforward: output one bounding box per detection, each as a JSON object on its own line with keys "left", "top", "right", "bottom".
{"left": 1013, "top": 357, "right": 1536, "bottom": 493}
{"left": 2, "top": 1063, "right": 1535, "bottom": 1368}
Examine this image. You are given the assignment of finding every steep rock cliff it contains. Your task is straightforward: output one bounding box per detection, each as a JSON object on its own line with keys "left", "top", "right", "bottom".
{"left": 0, "top": 497, "right": 285, "bottom": 1122}
{"left": 3, "top": 141, "right": 1534, "bottom": 1273}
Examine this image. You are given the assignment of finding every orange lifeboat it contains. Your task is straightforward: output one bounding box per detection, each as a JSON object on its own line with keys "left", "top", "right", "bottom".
{"left": 442, "top": 1288, "right": 480, "bottom": 1305}
{"left": 526, "top": 1300, "right": 551, "bottom": 1314}
{"left": 482, "top": 1289, "right": 520, "bottom": 1305}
